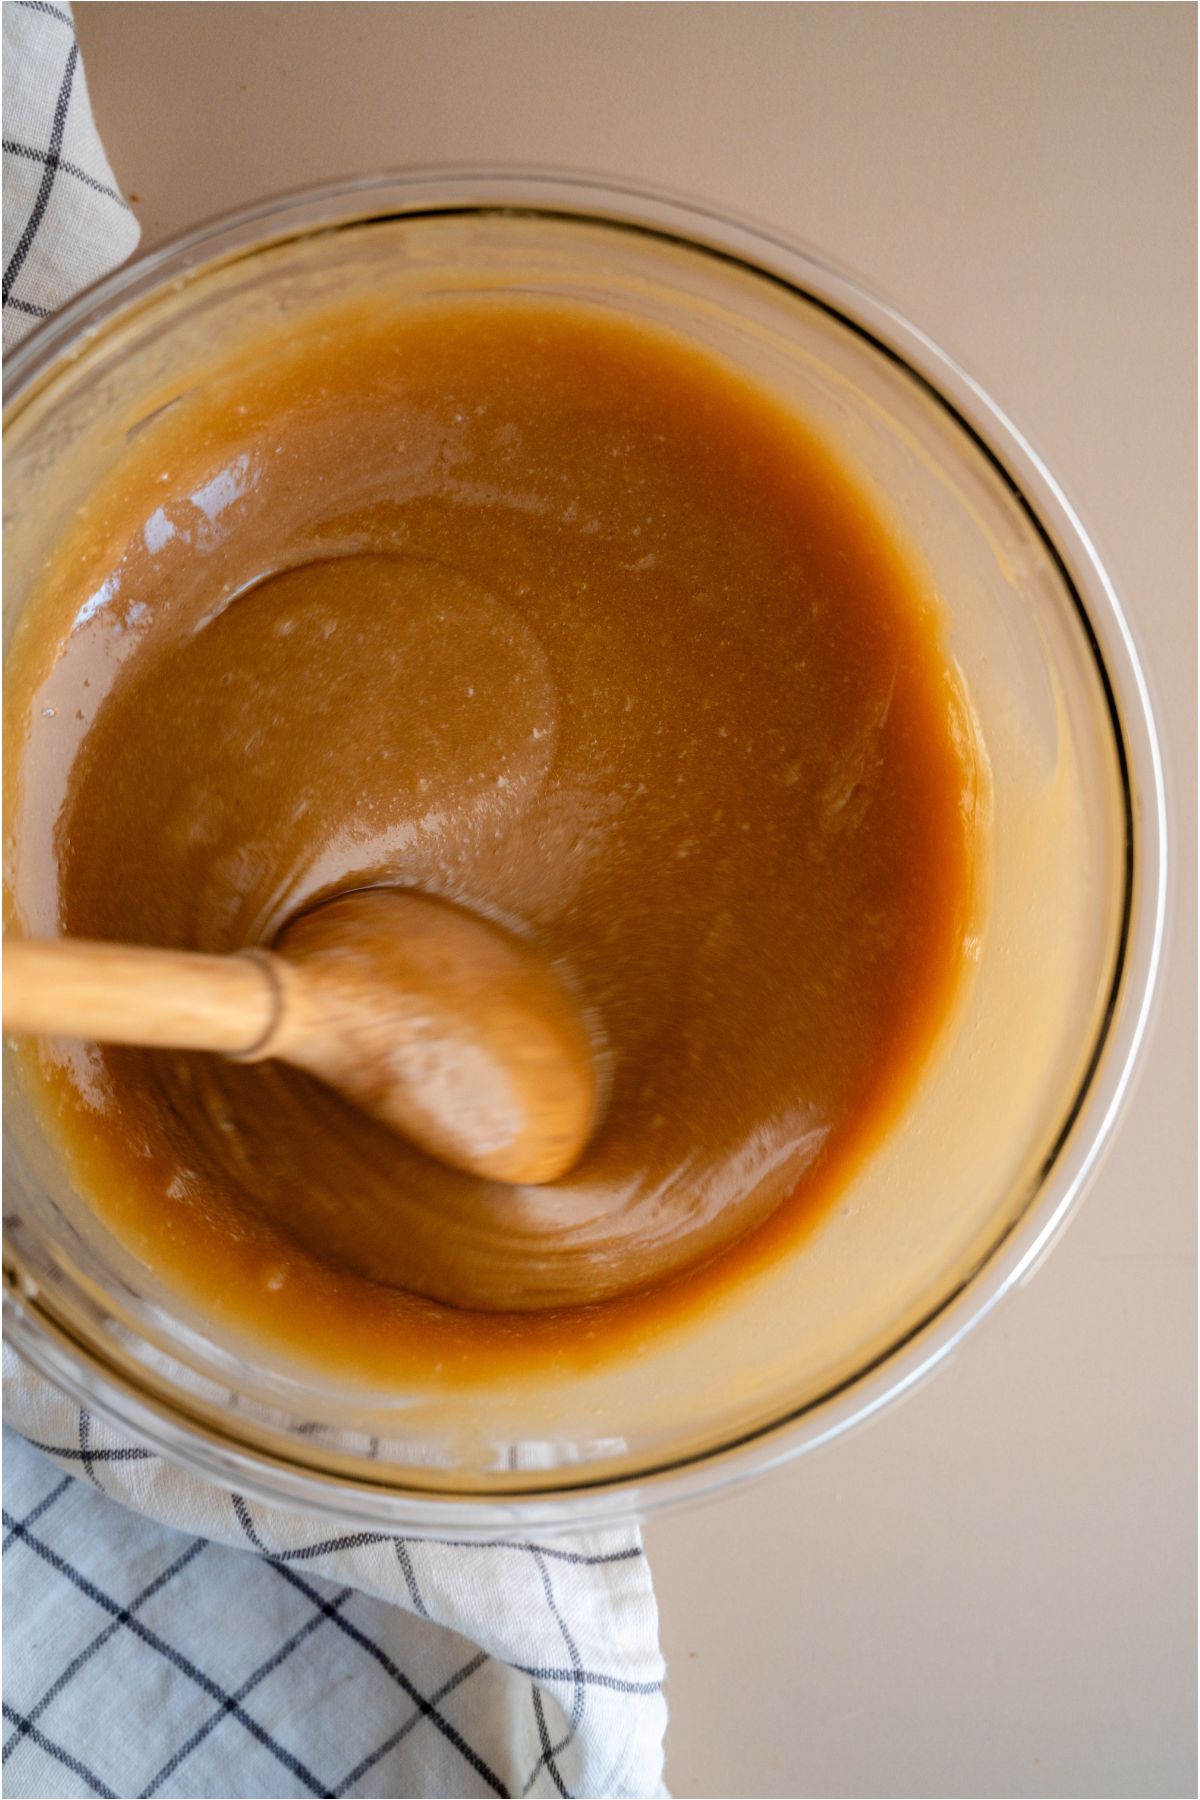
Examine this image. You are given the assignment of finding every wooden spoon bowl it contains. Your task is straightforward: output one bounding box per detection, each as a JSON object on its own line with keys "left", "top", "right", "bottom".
{"left": 3, "top": 889, "right": 599, "bottom": 1185}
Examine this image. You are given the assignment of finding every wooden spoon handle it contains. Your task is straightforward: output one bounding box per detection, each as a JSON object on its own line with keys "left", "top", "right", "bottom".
{"left": 2, "top": 936, "right": 280, "bottom": 1056}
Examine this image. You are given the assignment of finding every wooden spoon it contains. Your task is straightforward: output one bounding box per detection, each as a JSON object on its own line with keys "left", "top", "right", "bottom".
{"left": 2, "top": 889, "right": 598, "bottom": 1185}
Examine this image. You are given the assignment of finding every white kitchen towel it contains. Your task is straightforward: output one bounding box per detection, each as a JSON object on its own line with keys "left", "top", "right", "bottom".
{"left": 3, "top": 0, "right": 139, "bottom": 349}
{"left": 3, "top": 1356, "right": 666, "bottom": 1799}
{"left": 1, "top": 8, "right": 668, "bottom": 1796}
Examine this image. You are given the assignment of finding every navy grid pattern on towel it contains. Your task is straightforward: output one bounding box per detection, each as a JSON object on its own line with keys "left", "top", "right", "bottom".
{"left": 2, "top": 0, "right": 139, "bottom": 349}
{"left": 2, "top": 1414, "right": 667, "bottom": 1799}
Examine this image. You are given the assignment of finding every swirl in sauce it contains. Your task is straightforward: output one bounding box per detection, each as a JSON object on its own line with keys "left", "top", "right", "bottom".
{"left": 4, "top": 297, "right": 977, "bottom": 1379}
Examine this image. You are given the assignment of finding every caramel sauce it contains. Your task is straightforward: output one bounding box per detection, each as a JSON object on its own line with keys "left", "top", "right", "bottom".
{"left": 4, "top": 296, "right": 977, "bottom": 1385}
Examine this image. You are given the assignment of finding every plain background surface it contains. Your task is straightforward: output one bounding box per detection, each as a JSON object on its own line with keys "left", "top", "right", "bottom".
{"left": 71, "top": 6, "right": 1196, "bottom": 1796}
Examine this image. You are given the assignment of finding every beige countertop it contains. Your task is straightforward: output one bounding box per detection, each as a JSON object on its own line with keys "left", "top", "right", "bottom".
{"left": 73, "top": 5, "right": 1196, "bottom": 1795}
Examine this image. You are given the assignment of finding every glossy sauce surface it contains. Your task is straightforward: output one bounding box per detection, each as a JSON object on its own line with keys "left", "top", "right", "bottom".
{"left": 5, "top": 296, "right": 977, "bottom": 1382}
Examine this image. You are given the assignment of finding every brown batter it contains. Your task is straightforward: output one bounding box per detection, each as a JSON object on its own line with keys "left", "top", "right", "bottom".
{"left": 4, "top": 293, "right": 978, "bottom": 1383}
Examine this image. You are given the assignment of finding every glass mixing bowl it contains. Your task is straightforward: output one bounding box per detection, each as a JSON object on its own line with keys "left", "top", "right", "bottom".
{"left": 2, "top": 171, "right": 1166, "bottom": 1534}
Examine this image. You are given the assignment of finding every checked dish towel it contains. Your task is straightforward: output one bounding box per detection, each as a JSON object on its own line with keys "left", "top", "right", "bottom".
{"left": 2, "top": 0, "right": 138, "bottom": 346}
{"left": 1, "top": 6, "right": 669, "bottom": 1796}
{"left": 3, "top": 1355, "right": 666, "bottom": 1798}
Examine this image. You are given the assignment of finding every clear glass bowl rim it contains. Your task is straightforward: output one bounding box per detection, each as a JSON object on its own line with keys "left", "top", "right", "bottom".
{"left": 1, "top": 166, "right": 1169, "bottom": 1534}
